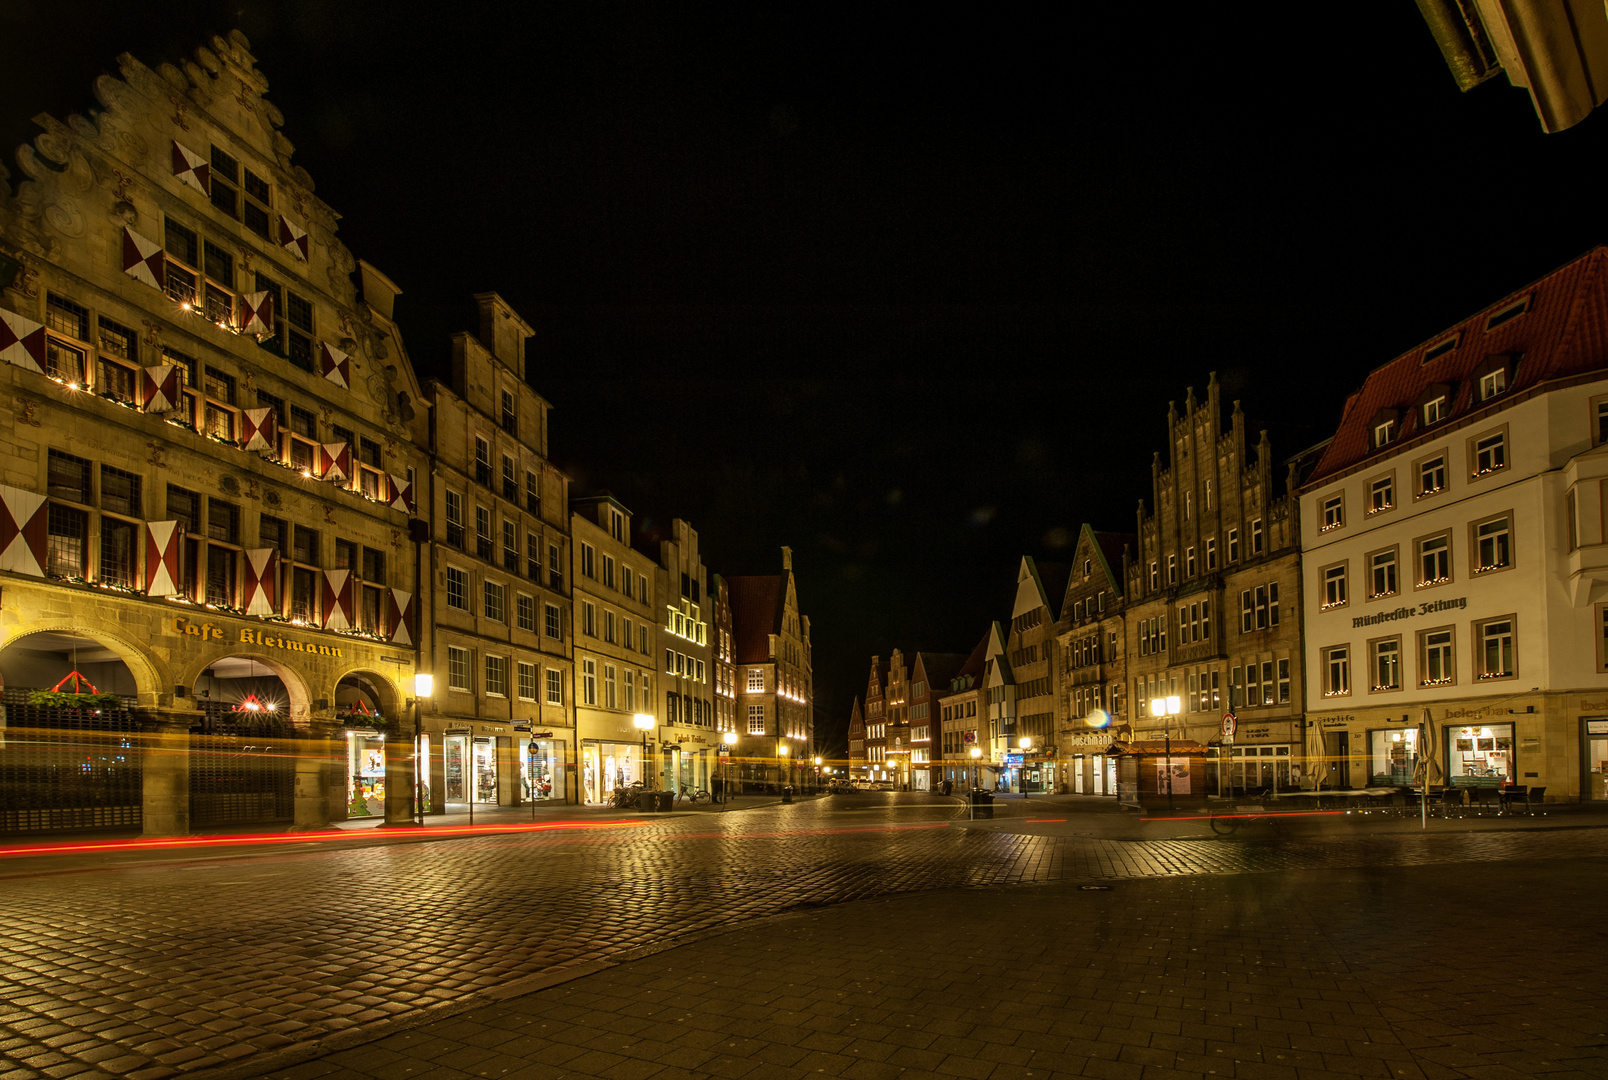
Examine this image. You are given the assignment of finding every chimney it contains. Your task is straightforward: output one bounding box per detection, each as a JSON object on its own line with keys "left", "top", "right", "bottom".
{"left": 781, "top": 545, "right": 793, "bottom": 571}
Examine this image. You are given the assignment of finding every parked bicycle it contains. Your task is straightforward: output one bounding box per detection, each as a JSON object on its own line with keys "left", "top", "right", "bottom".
{"left": 609, "top": 781, "right": 645, "bottom": 809}
{"left": 1201, "top": 804, "right": 1282, "bottom": 835}
{"left": 676, "top": 787, "right": 712, "bottom": 804}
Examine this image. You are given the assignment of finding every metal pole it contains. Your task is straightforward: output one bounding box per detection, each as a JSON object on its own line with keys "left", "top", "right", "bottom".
{"left": 1165, "top": 726, "right": 1174, "bottom": 812}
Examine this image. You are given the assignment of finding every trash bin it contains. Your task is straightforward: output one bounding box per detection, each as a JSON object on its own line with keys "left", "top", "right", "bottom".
{"left": 782, "top": 785, "right": 794, "bottom": 804}
{"left": 970, "top": 790, "right": 994, "bottom": 820}
{"left": 639, "top": 791, "right": 673, "bottom": 812}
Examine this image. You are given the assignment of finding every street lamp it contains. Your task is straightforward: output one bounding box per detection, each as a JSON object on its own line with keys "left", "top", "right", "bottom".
{"left": 969, "top": 745, "right": 982, "bottom": 790}
{"left": 632, "top": 713, "right": 655, "bottom": 794}
{"left": 1149, "top": 695, "right": 1182, "bottom": 811}
{"left": 412, "top": 673, "right": 433, "bottom": 826}
{"left": 777, "top": 741, "right": 789, "bottom": 793}
{"left": 1018, "top": 736, "right": 1031, "bottom": 799}
{"left": 722, "top": 729, "right": 737, "bottom": 804}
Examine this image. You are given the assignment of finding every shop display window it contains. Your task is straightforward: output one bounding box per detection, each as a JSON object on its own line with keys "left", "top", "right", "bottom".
{"left": 346, "top": 732, "right": 385, "bottom": 818}
{"left": 522, "top": 738, "right": 563, "bottom": 801}
{"left": 1368, "top": 727, "right": 1419, "bottom": 786}
{"left": 1448, "top": 723, "right": 1513, "bottom": 781}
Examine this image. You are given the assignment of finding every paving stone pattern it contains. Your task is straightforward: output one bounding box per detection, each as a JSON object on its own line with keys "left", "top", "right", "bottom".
{"left": 1, "top": 797, "right": 1606, "bottom": 1079}
{"left": 287, "top": 858, "right": 1608, "bottom": 1080}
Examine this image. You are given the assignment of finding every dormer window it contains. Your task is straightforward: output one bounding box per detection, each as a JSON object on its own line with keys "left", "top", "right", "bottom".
{"left": 1367, "top": 407, "right": 1400, "bottom": 450}
{"left": 1422, "top": 334, "right": 1459, "bottom": 364}
{"left": 1472, "top": 353, "right": 1516, "bottom": 403}
{"left": 1423, "top": 396, "right": 1446, "bottom": 425}
{"left": 1484, "top": 296, "right": 1529, "bottom": 332}
{"left": 1374, "top": 420, "right": 1395, "bottom": 447}
{"left": 1415, "top": 383, "right": 1454, "bottom": 427}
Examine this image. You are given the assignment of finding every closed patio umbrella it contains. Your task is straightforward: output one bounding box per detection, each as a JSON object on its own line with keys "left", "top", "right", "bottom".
{"left": 1304, "top": 721, "right": 1326, "bottom": 791}
{"left": 1411, "top": 708, "right": 1442, "bottom": 828}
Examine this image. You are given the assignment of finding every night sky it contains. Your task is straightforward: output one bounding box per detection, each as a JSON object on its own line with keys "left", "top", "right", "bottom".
{"left": 4, "top": 3, "right": 1605, "bottom": 752}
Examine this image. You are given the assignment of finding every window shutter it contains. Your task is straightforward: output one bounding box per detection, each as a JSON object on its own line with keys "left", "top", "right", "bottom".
{"left": 0, "top": 484, "right": 49, "bottom": 577}
{"left": 140, "top": 364, "right": 180, "bottom": 412}
{"left": 319, "top": 341, "right": 350, "bottom": 389}
{"left": 239, "top": 290, "right": 273, "bottom": 336}
{"left": 241, "top": 406, "right": 278, "bottom": 452}
{"left": 318, "top": 442, "right": 350, "bottom": 482}
{"left": 277, "top": 215, "right": 309, "bottom": 261}
{"left": 121, "top": 227, "right": 164, "bottom": 290}
{"left": 170, "top": 140, "right": 210, "bottom": 195}
{"left": 242, "top": 548, "right": 278, "bottom": 615}
{"left": 0, "top": 309, "right": 47, "bottom": 372}
{"left": 322, "top": 568, "right": 353, "bottom": 630}
{"left": 387, "top": 589, "right": 414, "bottom": 646}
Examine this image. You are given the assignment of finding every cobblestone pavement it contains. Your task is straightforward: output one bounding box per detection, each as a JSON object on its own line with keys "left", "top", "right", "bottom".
{"left": 1, "top": 795, "right": 1606, "bottom": 1079}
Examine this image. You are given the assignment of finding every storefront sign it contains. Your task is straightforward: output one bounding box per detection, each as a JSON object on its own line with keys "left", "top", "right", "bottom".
{"left": 1350, "top": 596, "right": 1467, "bottom": 629}
{"left": 172, "top": 616, "right": 345, "bottom": 658}
{"left": 1320, "top": 715, "right": 1354, "bottom": 727}
{"left": 1581, "top": 701, "right": 1608, "bottom": 714}
{"left": 1585, "top": 719, "right": 1608, "bottom": 734}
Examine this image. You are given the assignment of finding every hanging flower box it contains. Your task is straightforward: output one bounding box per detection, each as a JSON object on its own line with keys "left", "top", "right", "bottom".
{"left": 27, "top": 689, "right": 125, "bottom": 710}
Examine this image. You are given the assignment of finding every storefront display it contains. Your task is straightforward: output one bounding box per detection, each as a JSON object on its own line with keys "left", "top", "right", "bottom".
{"left": 1447, "top": 723, "right": 1513, "bottom": 782}
{"left": 445, "top": 735, "right": 466, "bottom": 803}
{"left": 522, "top": 738, "right": 563, "bottom": 801}
{"left": 1585, "top": 719, "right": 1608, "bottom": 800}
{"left": 443, "top": 734, "right": 499, "bottom": 805}
{"left": 582, "top": 741, "right": 640, "bottom": 804}
{"left": 473, "top": 737, "right": 498, "bottom": 803}
{"left": 1368, "top": 727, "right": 1419, "bottom": 786}
{"left": 346, "top": 731, "right": 385, "bottom": 817}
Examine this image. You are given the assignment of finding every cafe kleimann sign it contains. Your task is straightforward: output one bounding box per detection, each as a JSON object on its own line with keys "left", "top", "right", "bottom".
{"left": 172, "top": 616, "right": 351, "bottom": 658}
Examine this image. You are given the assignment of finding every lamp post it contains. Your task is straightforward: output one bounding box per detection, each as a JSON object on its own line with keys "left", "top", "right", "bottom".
{"left": 412, "top": 673, "right": 433, "bottom": 826}
{"left": 722, "top": 729, "right": 737, "bottom": 804}
{"left": 813, "top": 755, "right": 822, "bottom": 793}
{"left": 969, "top": 744, "right": 982, "bottom": 791}
{"left": 778, "top": 741, "right": 789, "bottom": 794}
{"left": 1018, "top": 736, "right": 1031, "bottom": 799}
{"left": 632, "top": 713, "right": 655, "bottom": 802}
{"left": 1149, "top": 695, "right": 1182, "bottom": 811}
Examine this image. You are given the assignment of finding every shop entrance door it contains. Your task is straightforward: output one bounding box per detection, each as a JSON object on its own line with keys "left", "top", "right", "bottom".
{"left": 1104, "top": 756, "right": 1116, "bottom": 795}
{"left": 1091, "top": 755, "right": 1104, "bottom": 795}
{"left": 679, "top": 750, "right": 693, "bottom": 795}
{"left": 445, "top": 735, "right": 469, "bottom": 806}
{"left": 1583, "top": 718, "right": 1608, "bottom": 800}
{"left": 1333, "top": 732, "right": 1351, "bottom": 789}
{"left": 472, "top": 737, "right": 498, "bottom": 804}
{"left": 1074, "top": 755, "right": 1086, "bottom": 794}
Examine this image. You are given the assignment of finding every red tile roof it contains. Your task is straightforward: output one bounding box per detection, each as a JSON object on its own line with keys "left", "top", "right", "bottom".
{"left": 1307, "top": 246, "right": 1608, "bottom": 486}
{"left": 727, "top": 573, "right": 785, "bottom": 665}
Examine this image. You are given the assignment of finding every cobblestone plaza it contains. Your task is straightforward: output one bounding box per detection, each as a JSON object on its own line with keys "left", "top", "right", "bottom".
{"left": 0, "top": 794, "right": 1604, "bottom": 1080}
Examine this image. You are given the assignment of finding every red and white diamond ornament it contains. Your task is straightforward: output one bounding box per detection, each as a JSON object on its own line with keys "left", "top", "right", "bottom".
{"left": 319, "top": 341, "right": 349, "bottom": 389}
{"left": 239, "top": 291, "right": 273, "bottom": 336}
{"left": 122, "top": 227, "right": 165, "bottom": 291}
{"left": 318, "top": 442, "right": 350, "bottom": 483}
{"left": 241, "top": 406, "right": 278, "bottom": 452}
{"left": 278, "top": 215, "right": 309, "bottom": 261}
{"left": 388, "top": 473, "right": 414, "bottom": 514}
{"left": 322, "top": 569, "right": 353, "bottom": 631}
{"left": 0, "top": 308, "right": 47, "bottom": 373}
{"left": 387, "top": 589, "right": 414, "bottom": 646}
{"left": 144, "top": 521, "right": 182, "bottom": 596}
{"left": 243, "top": 548, "right": 279, "bottom": 616}
{"left": 171, "top": 140, "right": 210, "bottom": 195}
{"left": 141, "top": 365, "right": 180, "bottom": 413}
{"left": 0, "top": 484, "right": 48, "bottom": 578}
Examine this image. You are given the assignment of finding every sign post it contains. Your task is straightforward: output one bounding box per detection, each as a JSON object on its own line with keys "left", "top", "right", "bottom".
{"left": 1219, "top": 712, "right": 1236, "bottom": 798}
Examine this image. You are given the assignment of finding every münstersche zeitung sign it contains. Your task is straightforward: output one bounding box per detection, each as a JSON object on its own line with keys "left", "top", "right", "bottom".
{"left": 1351, "top": 596, "right": 1467, "bottom": 630}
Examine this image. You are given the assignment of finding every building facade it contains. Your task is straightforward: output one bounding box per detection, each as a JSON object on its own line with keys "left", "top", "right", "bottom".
{"left": 571, "top": 494, "right": 658, "bottom": 803}
{"left": 862, "top": 656, "right": 889, "bottom": 783}
{"left": 0, "top": 34, "right": 424, "bottom": 835}
{"left": 1301, "top": 250, "right": 1608, "bottom": 801}
{"left": 1125, "top": 374, "right": 1307, "bottom": 794}
{"left": 419, "top": 293, "right": 573, "bottom": 809}
{"left": 1001, "top": 558, "right": 1068, "bottom": 792}
{"left": 847, "top": 696, "right": 866, "bottom": 776}
{"left": 1055, "top": 526, "right": 1133, "bottom": 795}
{"left": 728, "top": 547, "right": 814, "bottom": 790}
{"left": 936, "top": 632, "right": 988, "bottom": 789}
{"left": 643, "top": 518, "right": 717, "bottom": 794}
{"left": 909, "top": 651, "right": 966, "bottom": 790}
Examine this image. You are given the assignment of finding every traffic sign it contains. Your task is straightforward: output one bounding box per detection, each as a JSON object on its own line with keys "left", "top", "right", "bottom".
{"left": 1221, "top": 712, "right": 1237, "bottom": 740}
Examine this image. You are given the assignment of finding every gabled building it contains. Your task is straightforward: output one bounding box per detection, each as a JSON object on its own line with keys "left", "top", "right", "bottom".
{"left": 1125, "top": 373, "right": 1306, "bottom": 793}
{"left": 421, "top": 293, "right": 572, "bottom": 809}
{"left": 1301, "top": 249, "right": 1608, "bottom": 801}
{"left": 862, "top": 655, "right": 890, "bottom": 783}
{"left": 847, "top": 696, "right": 867, "bottom": 777}
{"left": 981, "top": 621, "right": 1014, "bottom": 787}
{"left": 0, "top": 33, "right": 425, "bottom": 836}
{"left": 909, "top": 650, "right": 967, "bottom": 790}
{"left": 1001, "top": 557, "right": 1070, "bottom": 792}
{"left": 571, "top": 494, "right": 658, "bottom": 802}
{"left": 728, "top": 546, "right": 814, "bottom": 790}
{"left": 712, "top": 573, "right": 737, "bottom": 741}
{"left": 641, "top": 518, "right": 716, "bottom": 794}
{"left": 937, "top": 631, "right": 989, "bottom": 789}
{"left": 1055, "top": 525, "right": 1134, "bottom": 794}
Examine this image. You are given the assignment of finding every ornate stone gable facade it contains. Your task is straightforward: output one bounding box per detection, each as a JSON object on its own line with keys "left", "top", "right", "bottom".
{"left": 1055, "top": 525, "right": 1133, "bottom": 792}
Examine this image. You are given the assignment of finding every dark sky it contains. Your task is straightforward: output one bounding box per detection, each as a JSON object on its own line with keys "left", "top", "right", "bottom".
{"left": 4, "top": 3, "right": 1605, "bottom": 752}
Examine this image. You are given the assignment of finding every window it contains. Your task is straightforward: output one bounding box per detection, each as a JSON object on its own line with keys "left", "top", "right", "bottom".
{"left": 1479, "top": 368, "right": 1507, "bottom": 400}
{"left": 501, "top": 389, "right": 517, "bottom": 435}
{"left": 163, "top": 219, "right": 199, "bottom": 305}
{"left": 208, "top": 499, "right": 240, "bottom": 544}
{"left": 747, "top": 669, "right": 764, "bottom": 692}
{"left": 1475, "top": 617, "right": 1516, "bottom": 679}
{"left": 622, "top": 568, "right": 635, "bottom": 600}
{"left": 46, "top": 292, "right": 88, "bottom": 341}
{"left": 1369, "top": 548, "right": 1398, "bottom": 598}
{"left": 202, "top": 240, "right": 235, "bottom": 326}
{"left": 603, "top": 554, "right": 615, "bottom": 589}
{"left": 1418, "top": 534, "right": 1450, "bottom": 586}
{"left": 474, "top": 436, "right": 492, "bottom": 487}
{"left": 502, "top": 455, "right": 517, "bottom": 502}
{"left": 1227, "top": 528, "right": 1239, "bottom": 562}
{"left": 546, "top": 668, "right": 563, "bottom": 705}
{"left": 1205, "top": 538, "right": 1217, "bottom": 571}
{"left": 446, "top": 567, "right": 468, "bottom": 611}
{"left": 1423, "top": 335, "right": 1458, "bottom": 363}
{"left": 1473, "top": 431, "right": 1507, "bottom": 476}
{"left": 1473, "top": 515, "right": 1512, "bottom": 573}
{"left": 1484, "top": 297, "right": 1528, "bottom": 331}
{"left": 545, "top": 603, "right": 562, "bottom": 640}
{"left": 99, "top": 517, "right": 137, "bottom": 587}
{"left": 518, "top": 662, "right": 538, "bottom": 701}
{"left": 1323, "top": 646, "right": 1350, "bottom": 697}
{"left": 1321, "top": 495, "right": 1343, "bottom": 531}
{"left": 1369, "top": 475, "right": 1394, "bottom": 514}
{"left": 48, "top": 450, "right": 91, "bottom": 504}
{"left": 1322, "top": 564, "right": 1347, "bottom": 609}
{"left": 624, "top": 669, "right": 636, "bottom": 711}
{"left": 1371, "top": 638, "right": 1401, "bottom": 692}
{"left": 485, "top": 655, "right": 508, "bottom": 697}
{"left": 1251, "top": 519, "right": 1264, "bottom": 555}
{"left": 582, "top": 659, "right": 597, "bottom": 705}
{"left": 1373, "top": 419, "right": 1395, "bottom": 447}
{"left": 476, "top": 506, "right": 493, "bottom": 560}
{"left": 284, "top": 290, "right": 313, "bottom": 369}
{"left": 1240, "top": 583, "right": 1279, "bottom": 631}
{"left": 748, "top": 703, "right": 767, "bottom": 734}
{"left": 516, "top": 594, "right": 536, "bottom": 632}
{"left": 1186, "top": 547, "right": 1196, "bottom": 577}
{"left": 1421, "top": 628, "right": 1455, "bottom": 686}
{"left": 1418, "top": 454, "right": 1447, "bottom": 497}
{"left": 604, "top": 610, "right": 615, "bottom": 644}
{"left": 1277, "top": 658, "right": 1290, "bottom": 704}
{"left": 484, "top": 581, "right": 505, "bottom": 621}
{"left": 258, "top": 514, "right": 287, "bottom": 556}
{"left": 549, "top": 544, "right": 564, "bottom": 591}
{"left": 526, "top": 471, "right": 540, "bottom": 514}
{"left": 1423, "top": 395, "right": 1446, "bottom": 425}
{"left": 448, "top": 646, "right": 471, "bottom": 691}
{"left": 604, "top": 665, "right": 617, "bottom": 709}
{"left": 581, "top": 543, "right": 596, "bottom": 579}
{"left": 581, "top": 600, "right": 595, "bottom": 637}
{"left": 525, "top": 532, "right": 541, "bottom": 580}
{"left": 503, "top": 520, "right": 519, "bottom": 573}
{"left": 1167, "top": 554, "right": 1177, "bottom": 584}
{"left": 1149, "top": 561, "right": 1159, "bottom": 590}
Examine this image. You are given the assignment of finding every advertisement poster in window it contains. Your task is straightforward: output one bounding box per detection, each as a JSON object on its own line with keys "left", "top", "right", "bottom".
{"left": 1156, "top": 758, "right": 1190, "bottom": 794}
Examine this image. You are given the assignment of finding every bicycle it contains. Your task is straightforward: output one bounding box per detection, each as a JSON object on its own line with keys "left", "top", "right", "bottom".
{"left": 676, "top": 788, "right": 712, "bottom": 804}
{"left": 609, "top": 781, "right": 645, "bottom": 809}
{"left": 1203, "top": 804, "right": 1277, "bottom": 835}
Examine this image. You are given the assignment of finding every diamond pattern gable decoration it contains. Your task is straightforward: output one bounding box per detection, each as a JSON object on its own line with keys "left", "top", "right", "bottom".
{"left": 241, "top": 406, "right": 278, "bottom": 452}
{"left": 144, "top": 520, "right": 182, "bottom": 596}
{"left": 141, "top": 364, "right": 180, "bottom": 412}
{"left": 0, "top": 308, "right": 47, "bottom": 373}
{"left": 170, "top": 140, "right": 210, "bottom": 195}
{"left": 386, "top": 589, "right": 414, "bottom": 646}
{"left": 388, "top": 473, "right": 414, "bottom": 514}
{"left": 318, "top": 341, "right": 349, "bottom": 389}
{"left": 121, "top": 227, "right": 165, "bottom": 291}
{"left": 239, "top": 290, "right": 273, "bottom": 336}
{"left": 278, "top": 215, "right": 309, "bottom": 261}
{"left": 322, "top": 568, "right": 353, "bottom": 630}
{"left": 318, "top": 441, "right": 350, "bottom": 483}
{"left": 0, "top": 484, "right": 48, "bottom": 577}
{"left": 243, "top": 548, "right": 278, "bottom": 616}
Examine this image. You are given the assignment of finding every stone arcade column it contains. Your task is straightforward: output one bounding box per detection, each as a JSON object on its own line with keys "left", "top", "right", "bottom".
{"left": 292, "top": 721, "right": 338, "bottom": 830}
{"left": 141, "top": 710, "right": 202, "bottom": 837}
